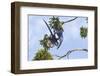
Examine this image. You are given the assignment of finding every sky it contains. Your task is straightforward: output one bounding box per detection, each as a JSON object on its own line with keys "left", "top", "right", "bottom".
{"left": 28, "top": 15, "right": 88, "bottom": 61}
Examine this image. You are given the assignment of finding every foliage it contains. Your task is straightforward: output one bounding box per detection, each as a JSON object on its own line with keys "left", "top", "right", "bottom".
{"left": 40, "top": 34, "right": 53, "bottom": 50}
{"left": 33, "top": 48, "right": 53, "bottom": 60}
{"left": 80, "top": 26, "right": 88, "bottom": 38}
{"left": 49, "top": 16, "right": 64, "bottom": 31}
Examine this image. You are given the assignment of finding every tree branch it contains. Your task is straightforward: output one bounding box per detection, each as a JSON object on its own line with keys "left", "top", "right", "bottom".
{"left": 63, "top": 17, "right": 78, "bottom": 24}
{"left": 54, "top": 48, "right": 88, "bottom": 59}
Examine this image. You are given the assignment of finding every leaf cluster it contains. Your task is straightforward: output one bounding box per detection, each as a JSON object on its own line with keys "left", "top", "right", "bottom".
{"left": 33, "top": 48, "right": 53, "bottom": 60}
{"left": 80, "top": 26, "right": 88, "bottom": 38}
{"left": 49, "top": 16, "right": 64, "bottom": 31}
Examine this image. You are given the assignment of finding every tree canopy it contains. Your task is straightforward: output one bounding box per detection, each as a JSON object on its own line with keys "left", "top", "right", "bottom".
{"left": 33, "top": 48, "right": 53, "bottom": 60}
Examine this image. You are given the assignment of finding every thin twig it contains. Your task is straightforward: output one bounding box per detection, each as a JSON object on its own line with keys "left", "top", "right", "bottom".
{"left": 54, "top": 48, "right": 88, "bottom": 59}
{"left": 63, "top": 17, "right": 78, "bottom": 24}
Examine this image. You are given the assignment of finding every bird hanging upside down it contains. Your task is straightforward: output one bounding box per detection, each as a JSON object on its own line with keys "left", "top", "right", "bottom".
{"left": 43, "top": 19, "right": 63, "bottom": 49}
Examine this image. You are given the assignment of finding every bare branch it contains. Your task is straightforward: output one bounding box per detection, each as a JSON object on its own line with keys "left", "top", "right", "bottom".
{"left": 54, "top": 48, "right": 88, "bottom": 59}
{"left": 63, "top": 17, "right": 78, "bottom": 24}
